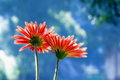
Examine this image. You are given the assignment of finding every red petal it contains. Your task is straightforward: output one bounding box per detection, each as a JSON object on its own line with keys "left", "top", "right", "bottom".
{"left": 64, "top": 36, "right": 74, "bottom": 48}
{"left": 58, "top": 35, "right": 61, "bottom": 49}
{"left": 41, "top": 25, "right": 47, "bottom": 35}
{"left": 79, "top": 47, "right": 87, "bottom": 51}
{"left": 42, "top": 43, "right": 49, "bottom": 49}
{"left": 17, "top": 26, "right": 30, "bottom": 37}
{"left": 34, "top": 21, "right": 37, "bottom": 34}
{"left": 65, "top": 39, "right": 77, "bottom": 51}
{"left": 46, "top": 27, "right": 54, "bottom": 34}
{"left": 25, "top": 22, "right": 32, "bottom": 33}
{"left": 30, "top": 47, "right": 35, "bottom": 51}
{"left": 25, "top": 27, "right": 31, "bottom": 36}
{"left": 12, "top": 35, "right": 29, "bottom": 40}
{"left": 37, "top": 48, "right": 40, "bottom": 53}
{"left": 14, "top": 40, "right": 29, "bottom": 44}
{"left": 38, "top": 23, "right": 42, "bottom": 33}
{"left": 43, "top": 22, "right": 46, "bottom": 26}
{"left": 19, "top": 44, "right": 31, "bottom": 51}
{"left": 39, "top": 48, "right": 44, "bottom": 53}
{"left": 67, "top": 50, "right": 83, "bottom": 54}
{"left": 67, "top": 53, "right": 87, "bottom": 58}
{"left": 47, "top": 49, "right": 55, "bottom": 54}
{"left": 31, "top": 21, "right": 34, "bottom": 32}
{"left": 47, "top": 35, "right": 55, "bottom": 49}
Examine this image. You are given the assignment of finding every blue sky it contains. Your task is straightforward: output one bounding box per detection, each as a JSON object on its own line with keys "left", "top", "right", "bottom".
{"left": 0, "top": 0, "right": 120, "bottom": 80}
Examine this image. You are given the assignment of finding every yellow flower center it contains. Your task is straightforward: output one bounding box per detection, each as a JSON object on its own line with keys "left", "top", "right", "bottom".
{"left": 29, "top": 36, "right": 43, "bottom": 47}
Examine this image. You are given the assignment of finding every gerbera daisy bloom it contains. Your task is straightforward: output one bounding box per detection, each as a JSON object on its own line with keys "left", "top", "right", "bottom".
{"left": 45, "top": 35, "right": 87, "bottom": 80}
{"left": 12, "top": 21, "right": 54, "bottom": 80}
{"left": 45, "top": 35, "right": 87, "bottom": 59}
{"left": 12, "top": 21, "right": 54, "bottom": 53}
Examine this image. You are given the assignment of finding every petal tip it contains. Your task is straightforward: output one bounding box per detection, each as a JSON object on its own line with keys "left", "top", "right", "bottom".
{"left": 19, "top": 49, "right": 22, "bottom": 52}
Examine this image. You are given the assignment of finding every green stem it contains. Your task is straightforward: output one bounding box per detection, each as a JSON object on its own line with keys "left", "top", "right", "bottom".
{"left": 34, "top": 44, "right": 39, "bottom": 80}
{"left": 53, "top": 59, "right": 60, "bottom": 80}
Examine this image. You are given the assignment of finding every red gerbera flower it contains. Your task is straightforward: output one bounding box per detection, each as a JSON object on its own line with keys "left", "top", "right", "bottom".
{"left": 45, "top": 35, "right": 87, "bottom": 60}
{"left": 45, "top": 35, "right": 87, "bottom": 80}
{"left": 12, "top": 21, "right": 54, "bottom": 53}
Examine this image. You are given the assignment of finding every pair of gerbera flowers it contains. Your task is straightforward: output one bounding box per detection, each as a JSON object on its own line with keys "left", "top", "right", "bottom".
{"left": 12, "top": 21, "right": 87, "bottom": 80}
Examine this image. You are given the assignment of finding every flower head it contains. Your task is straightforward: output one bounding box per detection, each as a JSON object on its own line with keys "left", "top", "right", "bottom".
{"left": 45, "top": 35, "right": 87, "bottom": 60}
{"left": 12, "top": 21, "right": 54, "bottom": 53}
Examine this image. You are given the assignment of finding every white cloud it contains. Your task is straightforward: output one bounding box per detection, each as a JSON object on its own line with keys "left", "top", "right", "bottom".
{"left": 0, "top": 15, "right": 12, "bottom": 53}
{"left": 0, "top": 50, "right": 19, "bottom": 80}
{"left": 11, "top": 16, "right": 19, "bottom": 24}
{"left": 88, "top": 15, "right": 92, "bottom": 20}
{"left": 48, "top": 9, "right": 87, "bottom": 38}
{"left": 0, "top": 16, "right": 9, "bottom": 35}
{"left": 105, "top": 53, "right": 120, "bottom": 80}
{"left": 91, "top": 17, "right": 96, "bottom": 25}
{"left": 82, "top": 64, "right": 99, "bottom": 75}
{"left": 0, "top": 15, "right": 20, "bottom": 79}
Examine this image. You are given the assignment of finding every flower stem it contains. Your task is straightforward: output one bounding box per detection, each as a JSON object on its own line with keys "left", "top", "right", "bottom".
{"left": 53, "top": 59, "right": 60, "bottom": 80}
{"left": 34, "top": 44, "right": 39, "bottom": 80}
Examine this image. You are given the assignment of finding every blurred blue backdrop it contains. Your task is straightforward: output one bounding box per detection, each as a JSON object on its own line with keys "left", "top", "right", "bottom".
{"left": 0, "top": 0, "right": 120, "bottom": 80}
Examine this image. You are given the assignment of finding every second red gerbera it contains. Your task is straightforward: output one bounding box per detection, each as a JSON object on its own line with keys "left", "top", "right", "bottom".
{"left": 45, "top": 35, "right": 87, "bottom": 80}
{"left": 45, "top": 35, "right": 87, "bottom": 59}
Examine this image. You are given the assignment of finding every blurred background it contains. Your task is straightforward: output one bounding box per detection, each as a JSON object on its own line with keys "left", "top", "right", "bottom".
{"left": 0, "top": 0, "right": 120, "bottom": 80}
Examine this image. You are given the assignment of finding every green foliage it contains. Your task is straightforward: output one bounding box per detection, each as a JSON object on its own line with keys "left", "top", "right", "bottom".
{"left": 80, "top": 0, "right": 120, "bottom": 25}
{"left": 101, "top": 14, "right": 107, "bottom": 21}
{"left": 118, "top": 0, "right": 120, "bottom": 4}
{"left": 109, "top": 0, "right": 114, "bottom": 5}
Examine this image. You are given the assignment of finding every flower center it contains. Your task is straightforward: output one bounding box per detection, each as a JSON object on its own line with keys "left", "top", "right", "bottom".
{"left": 55, "top": 49, "right": 67, "bottom": 60}
{"left": 29, "top": 36, "right": 43, "bottom": 47}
